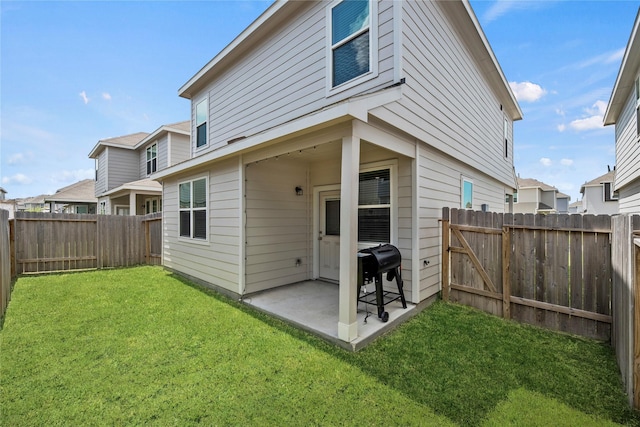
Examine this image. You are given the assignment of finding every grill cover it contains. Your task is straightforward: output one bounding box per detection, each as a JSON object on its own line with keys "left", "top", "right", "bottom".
{"left": 359, "top": 244, "right": 401, "bottom": 278}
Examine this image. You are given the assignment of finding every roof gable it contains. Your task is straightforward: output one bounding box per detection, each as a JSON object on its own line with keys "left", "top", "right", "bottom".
{"left": 604, "top": 8, "right": 640, "bottom": 125}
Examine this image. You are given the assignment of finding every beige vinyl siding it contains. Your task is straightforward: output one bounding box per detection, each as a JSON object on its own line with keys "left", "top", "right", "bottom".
{"left": 191, "top": 0, "right": 396, "bottom": 155}
{"left": 106, "top": 147, "right": 138, "bottom": 191}
{"left": 374, "top": 0, "right": 513, "bottom": 188}
{"left": 619, "top": 177, "right": 640, "bottom": 213}
{"left": 417, "top": 142, "right": 509, "bottom": 301}
{"left": 170, "top": 133, "right": 190, "bottom": 166}
{"left": 95, "top": 150, "right": 108, "bottom": 196}
{"left": 615, "top": 88, "right": 640, "bottom": 190}
{"left": 163, "top": 159, "right": 241, "bottom": 294}
{"left": 244, "top": 159, "right": 309, "bottom": 293}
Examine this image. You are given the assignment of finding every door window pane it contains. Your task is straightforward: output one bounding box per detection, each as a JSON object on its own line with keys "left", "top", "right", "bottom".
{"left": 325, "top": 199, "right": 340, "bottom": 236}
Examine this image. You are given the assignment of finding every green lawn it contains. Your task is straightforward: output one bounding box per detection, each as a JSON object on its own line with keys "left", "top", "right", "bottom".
{"left": 1, "top": 266, "right": 637, "bottom": 426}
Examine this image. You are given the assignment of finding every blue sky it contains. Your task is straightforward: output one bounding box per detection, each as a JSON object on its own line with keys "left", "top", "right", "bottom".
{"left": 1, "top": 1, "right": 638, "bottom": 202}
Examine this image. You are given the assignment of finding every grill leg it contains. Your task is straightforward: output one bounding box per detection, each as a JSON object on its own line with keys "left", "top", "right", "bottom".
{"left": 394, "top": 267, "right": 407, "bottom": 308}
{"left": 374, "top": 274, "right": 388, "bottom": 322}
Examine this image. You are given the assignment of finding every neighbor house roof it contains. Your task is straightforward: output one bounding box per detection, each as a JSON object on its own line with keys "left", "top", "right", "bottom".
{"left": 88, "top": 121, "right": 190, "bottom": 159}
{"left": 102, "top": 178, "right": 162, "bottom": 197}
{"left": 88, "top": 132, "right": 150, "bottom": 158}
{"left": 580, "top": 170, "right": 615, "bottom": 193}
{"left": 604, "top": 8, "right": 640, "bottom": 125}
{"left": 44, "top": 179, "right": 97, "bottom": 204}
{"left": 556, "top": 192, "right": 570, "bottom": 200}
{"left": 517, "top": 177, "right": 557, "bottom": 192}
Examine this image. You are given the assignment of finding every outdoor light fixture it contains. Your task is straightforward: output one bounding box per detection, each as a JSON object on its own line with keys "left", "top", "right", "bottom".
{"left": 295, "top": 186, "right": 303, "bottom": 196}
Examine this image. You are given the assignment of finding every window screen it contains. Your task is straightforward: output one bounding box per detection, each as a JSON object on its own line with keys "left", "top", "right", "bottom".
{"left": 331, "top": 0, "right": 370, "bottom": 87}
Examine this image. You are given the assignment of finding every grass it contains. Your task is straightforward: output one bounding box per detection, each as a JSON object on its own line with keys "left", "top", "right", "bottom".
{"left": 0, "top": 266, "right": 637, "bottom": 426}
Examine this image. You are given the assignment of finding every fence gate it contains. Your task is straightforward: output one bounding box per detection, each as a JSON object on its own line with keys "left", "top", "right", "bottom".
{"left": 442, "top": 207, "right": 612, "bottom": 342}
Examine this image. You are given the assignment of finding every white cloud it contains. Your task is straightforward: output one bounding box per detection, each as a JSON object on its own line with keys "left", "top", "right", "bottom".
{"left": 540, "top": 157, "right": 552, "bottom": 166}
{"left": 569, "top": 100, "right": 607, "bottom": 131}
{"left": 79, "top": 91, "right": 89, "bottom": 105}
{"left": 557, "top": 124, "right": 566, "bottom": 132}
{"left": 50, "top": 169, "right": 95, "bottom": 183}
{"left": 8, "top": 152, "right": 34, "bottom": 165}
{"left": 102, "top": 92, "right": 112, "bottom": 101}
{"left": 560, "top": 158, "right": 574, "bottom": 166}
{"left": 2, "top": 173, "right": 33, "bottom": 185}
{"left": 509, "top": 81, "right": 547, "bottom": 102}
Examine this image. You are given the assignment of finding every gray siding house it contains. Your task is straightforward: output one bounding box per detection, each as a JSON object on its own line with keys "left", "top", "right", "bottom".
{"left": 154, "top": 0, "right": 522, "bottom": 343}
{"left": 89, "top": 121, "right": 190, "bottom": 215}
{"left": 513, "top": 177, "right": 558, "bottom": 214}
{"left": 580, "top": 170, "right": 619, "bottom": 215}
{"left": 604, "top": 9, "right": 640, "bottom": 214}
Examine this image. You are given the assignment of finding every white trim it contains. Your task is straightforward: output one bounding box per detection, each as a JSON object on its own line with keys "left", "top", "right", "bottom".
{"left": 167, "top": 132, "right": 172, "bottom": 167}
{"left": 326, "top": 0, "right": 379, "bottom": 97}
{"left": 239, "top": 155, "right": 246, "bottom": 295}
{"left": 411, "top": 144, "right": 420, "bottom": 304}
{"left": 393, "top": 0, "right": 403, "bottom": 84}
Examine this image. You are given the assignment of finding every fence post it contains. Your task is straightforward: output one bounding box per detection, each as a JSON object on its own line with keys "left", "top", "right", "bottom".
{"left": 442, "top": 207, "right": 450, "bottom": 301}
{"left": 145, "top": 219, "right": 151, "bottom": 265}
{"left": 502, "top": 225, "right": 511, "bottom": 319}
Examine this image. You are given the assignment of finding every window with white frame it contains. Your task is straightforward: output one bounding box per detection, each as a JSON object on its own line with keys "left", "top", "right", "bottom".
{"left": 604, "top": 182, "right": 619, "bottom": 202}
{"left": 179, "top": 177, "right": 207, "bottom": 239}
{"left": 503, "top": 117, "right": 509, "bottom": 158}
{"left": 636, "top": 77, "right": 640, "bottom": 137}
{"left": 146, "top": 143, "right": 157, "bottom": 175}
{"left": 329, "top": 0, "right": 374, "bottom": 89}
{"left": 358, "top": 168, "right": 390, "bottom": 243}
{"left": 99, "top": 201, "right": 106, "bottom": 215}
{"left": 196, "top": 98, "right": 208, "bottom": 148}
{"left": 462, "top": 178, "right": 473, "bottom": 209}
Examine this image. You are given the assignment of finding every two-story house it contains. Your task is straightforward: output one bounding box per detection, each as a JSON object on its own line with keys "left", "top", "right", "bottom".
{"left": 513, "top": 177, "right": 558, "bottom": 214}
{"left": 604, "top": 9, "right": 640, "bottom": 214}
{"left": 580, "top": 170, "right": 619, "bottom": 215}
{"left": 89, "top": 121, "right": 189, "bottom": 215}
{"left": 153, "top": 0, "right": 522, "bottom": 344}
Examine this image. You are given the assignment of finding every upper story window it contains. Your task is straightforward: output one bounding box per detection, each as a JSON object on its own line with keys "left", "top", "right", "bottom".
{"left": 503, "top": 117, "right": 509, "bottom": 158}
{"left": 329, "top": 0, "right": 376, "bottom": 90}
{"left": 146, "top": 143, "right": 157, "bottom": 175}
{"left": 635, "top": 77, "right": 640, "bottom": 137}
{"left": 196, "top": 98, "right": 208, "bottom": 148}
{"left": 604, "top": 182, "right": 619, "bottom": 202}
{"left": 179, "top": 177, "right": 207, "bottom": 240}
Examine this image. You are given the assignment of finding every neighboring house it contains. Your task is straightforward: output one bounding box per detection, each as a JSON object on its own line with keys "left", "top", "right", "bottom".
{"left": 513, "top": 178, "right": 558, "bottom": 214}
{"left": 0, "top": 187, "right": 7, "bottom": 201}
{"left": 604, "top": 9, "right": 640, "bottom": 214}
{"left": 568, "top": 200, "right": 583, "bottom": 214}
{"left": 556, "top": 192, "right": 571, "bottom": 214}
{"left": 580, "top": 170, "right": 619, "bottom": 215}
{"left": 44, "top": 179, "right": 98, "bottom": 214}
{"left": 154, "top": 0, "right": 522, "bottom": 343}
{"left": 17, "top": 195, "right": 49, "bottom": 213}
{"left": 88, "top": 121, "right": 190, "bottom": 215}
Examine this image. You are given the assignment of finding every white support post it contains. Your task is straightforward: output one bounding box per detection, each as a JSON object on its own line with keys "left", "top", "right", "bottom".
{"left": 129, "top": 192, "right": 137, "bottom": 216}
{"left": 338, "top": 134, "right": 360, "bottom": 342}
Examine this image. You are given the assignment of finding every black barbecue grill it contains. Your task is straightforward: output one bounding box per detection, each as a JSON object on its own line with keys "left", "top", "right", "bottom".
{"left": 357, "top": 244, "right": 407, "bottom": 322}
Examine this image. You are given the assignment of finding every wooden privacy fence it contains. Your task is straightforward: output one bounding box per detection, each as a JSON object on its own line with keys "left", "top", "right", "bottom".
{"left": 611, "top": 214, "right": 640, "bottom": 409}
{"left": 1, "top": 209, "right": 12, "bottom": 321}
{"left": 10, "top": 211, "right": 162, "bottom": 275}
{"left": 441, "top": 207, "right": 613, "bottom": 341}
